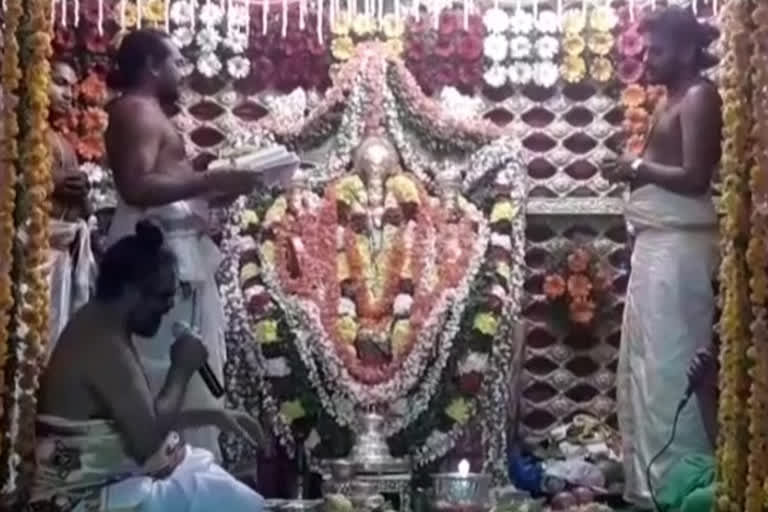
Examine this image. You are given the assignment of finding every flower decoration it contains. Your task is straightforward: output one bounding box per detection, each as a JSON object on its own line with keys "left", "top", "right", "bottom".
{"left": 562, "top": 9, "right": 586, "bottom": 34}
{"left": 536, "top": 10, "right": 560, "bottom": 34}
{"left": 142, "top": 0, "right": 167, "bottom": 24}
{"left": 587, "top": 31, "right": 614, "bottom": 56}
{"left": 563, "top": 34, "right": 586, "bottom": 56}
{"left": 483, "top": 7, "right": 509, "bottom": 34}
{"left": 508, "top": 61, "right": 533, "bottom": 85}
{"left": 535, "top": 36, "right": 559, "bottom": 60}
{"left": 533, "top": 61, "right": 559, "bottom": 88}
{"left": 332, "top": 36, "right": 355, "bottom": 61}
{"left": 484, "top": 65, "right": 507, "bottom": 88}
{"left": 483, "top": 34, "right": 508, "bottom": 63}
{"left": 561, "top": 55, "right": 586, "bottom": 83}
{"left": 621, "top": 84, "right": 647, "bottom": 108}
{"left": 381, "top": 14, "right": 405, "bottom": 39}
{"left": 542, "top": 245, "right": 610, "bottom": 329}
{"left": 508, "top": 36, "right": 532, "bottom": 60}
{"left": 590, "top": 57, "right": 613, "bottom": 83}
{"left": 589, "top": 6, "right": 618, "bottom": 33}
{"left": 509, "top": 9, "right": 534, "bottom": 35}
{"left": 617, "top": 57, "right": 643, "bottom": 84}
{"left": 619, "top": 26, "right": 645, "bottom": 57}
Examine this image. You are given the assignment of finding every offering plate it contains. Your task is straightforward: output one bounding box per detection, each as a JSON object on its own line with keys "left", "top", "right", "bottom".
{"left": 351, "top": 412, "right": 410, "bottom": 474}
{"left": 430, "top": 470, "right": 492, "bottom": 512}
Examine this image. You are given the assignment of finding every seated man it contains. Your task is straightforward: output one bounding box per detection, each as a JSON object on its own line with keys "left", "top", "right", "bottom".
{"left": 656, "top": 343, "right": 718, "bottom": 512}
{"left": 33, "top": 220, "right": 269, "bottom": 512}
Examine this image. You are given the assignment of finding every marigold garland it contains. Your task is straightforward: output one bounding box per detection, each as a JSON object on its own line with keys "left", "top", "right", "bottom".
{"left": 0, "top": 0, "right": 23, "bottom": 462}
{"left": 715, "top": 1, "right": 753, "bottom": 511}
{"left": 0, "top": 0, "right": 53, "bottom": 495}
{"left": 744, "top": 3, "right": 768, "bottom": 511}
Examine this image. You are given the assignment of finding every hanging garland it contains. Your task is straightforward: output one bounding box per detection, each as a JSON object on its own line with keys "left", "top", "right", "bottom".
{"left": 0, "top": 0, "right": 23, "bottom": 467}
{"left": 0, "top": 0, "right": 54, "bottom": 496}
{"left": 715, "top": 1, "right": 753, "bottom": 511}
{"left": 745, "top": 2, "right": 768, "bottom": 510}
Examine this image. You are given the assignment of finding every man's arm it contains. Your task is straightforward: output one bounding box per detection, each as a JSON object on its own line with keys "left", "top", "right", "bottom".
{"left": 634, "top": 84, "right": 722, "bottom": 196}
{"left": 106, "top": 100, "right": 208, "bottom": 207}
{"left": 85, "top": 338, "right": 167, "bottom": 464}
{"left": 153, "top": 364, "right": 196, "bottom": 435}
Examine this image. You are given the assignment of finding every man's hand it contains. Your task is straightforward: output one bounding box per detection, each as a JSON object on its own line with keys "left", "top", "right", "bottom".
{"left": 600, "top": 152, "right": 636, "bottom": 183}
{"left": 169, "top": 332, "right": 208, "bottom": 375}
{"left": 220, "top": 411, "right": 275, "bottom": 456}
{"left": 54, "top": 172, "right": 89, "bottom": 201}
{"left": 687, "top": 345, "right": 718, "bottom": 391}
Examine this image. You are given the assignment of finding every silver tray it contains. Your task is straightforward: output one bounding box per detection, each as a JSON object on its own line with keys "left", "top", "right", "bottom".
{"left": 354, "top": 457, "right": 411, "bottom": 474}
{"left": 276, "top": 500, "right": 324, "bottom": 512}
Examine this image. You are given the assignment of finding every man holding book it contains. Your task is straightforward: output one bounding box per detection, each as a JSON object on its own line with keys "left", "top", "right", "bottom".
{"left": 104, "top": 28, "right": 297, "bottom": 459}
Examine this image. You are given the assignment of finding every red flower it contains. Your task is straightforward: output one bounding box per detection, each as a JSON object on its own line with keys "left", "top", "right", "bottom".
{"left": 617, "top": 57, "right": 644, "bottom": 84}
{"left": 307, "top": 33, "right": 326, "bottom": 56}
{"left": 434, "top": 63, "right": 457, "bottom": 87}
{"left": 457, "top": 61, "right": 482, "bottom": 88}
{"left": 81, "top": 1, "right": 114, "bottom": 23}
{"left": 79, "top": 73, "right": 107, "bottom": 105}
{"left": 435, "top": 35, "right": 455, "bottom": 58}
{"left": 466, "top": 14, "right": 485, "bottom": 38}
{"left": 619, "top": 27, "right": 645, "bottom": 57}
{"left": 406, "top": 39, "right": 426, "bottom": 62}
{"left": 276, "top": 55, "right": 309, "bottom": 92}
{"left": 439, "top": 10, "right": 460, "bottom": 36}
{"left": 456, "top": 32, "right": 483, "bottom": 61}
{"left": 459, "top": 372, "right": 483, "bottom": 394}
{"left": 281, "top": 32, "right": 307, "bottom": 57}
{"left": 84, "top": 24, "right": 110, "bottom": 53}
{"left": 54, "top": 27, "right": 76, "bottom": 51}
{"left": 408, "top": 16, "right": 430, "bottom": 35}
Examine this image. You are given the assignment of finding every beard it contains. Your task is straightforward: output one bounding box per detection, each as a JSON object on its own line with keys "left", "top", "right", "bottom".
{"left": 158, "top": 85, "right": 180, "bottom": 106}
{"left": 131, "top": 312, "right": 165, "bottom": 338}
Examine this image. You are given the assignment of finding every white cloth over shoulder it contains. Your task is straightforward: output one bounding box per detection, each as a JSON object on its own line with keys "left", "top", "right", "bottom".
{"left": 617, "top": 184, "right": 718, "bottom": 508}
{"left": 47, "top": 219, "right": 97, "bottom": 359}
{"left": 107, "top": 198, "right": 226, "bottom": 459}
{"left": 32, "top": 415, "right": 264, "bottom": 512}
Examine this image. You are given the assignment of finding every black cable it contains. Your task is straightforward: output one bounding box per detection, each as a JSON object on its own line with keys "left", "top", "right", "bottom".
{"left": 645, "top": 396, "right": 689, "bottom": 512}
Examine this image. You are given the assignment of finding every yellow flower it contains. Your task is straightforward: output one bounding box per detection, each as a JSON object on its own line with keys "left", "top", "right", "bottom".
{"left": 590, "top": 57, "right": 613, "bottom": 83}
{"left": 336, "top": 176, "right": 366, "bottom": 205}
{"left": 123, "top": 2, "right": 138, "bottom": 28}
{"left": 445, "top": 398, "right": 473, "bottom": 425}
{"left": 563, "top": 34, "right": 586, "bottom": 56}
{"left": 280, "top": 400, "right": 306, "bottom": 424}
{"left": 390, "top": 320, "right": 410, "bottom": 357}
{"left": 490, "top": 200, "right": 517, "bottom": 223}
{"left": 254, "top": 319, "right": 279, "bottom": 344}
{"left": 384, "top": 38, "right": 404, "bottom": 58}
{"left": 589, "top": 6, "right": 618, "bottom": 32}
{"left": 496, "top": 261, "right": 511, "bottom": 281}
{"left": 240, "top": 262, "right": 260, "bottom": 283}
{"left": 381, "top": 14, "right": 404, "bottom": 38}
{"left": 337, "top": 253, "right": 351, "bottom": 281}
{"left": 264, "top": 197, "right": 287, "bottom": 225}
{"left": 561, "top": 56, "right": 587, "bottom": 83}
{"left": 352, "top": 14, "right": 375, "bottom": 36}
{"left": 621, "top": 84, "right": 647, "bottom": 109}
{"left": 473, "top": 312, "right": 499, "bottom": 336}
{"left": 260, "top": 240, "right": 277, "bottom": 265}
{"left": 388, "top": 175, "right": 420, "bottom": 204}
{"left": 142, "top": 0, "right": 166, "bottom": 22}
{"left": 240, "top": 209, "right": 260, "bottom": 230}
{"left": 331, "top": 36, "right": 355, "bottom": 61}
{"left": 562, "top": 10, "right": 586, "bottom": 34}
{"left": 332, "top": 12, "right": 352, "bottom": 36}
{"left": 337, "top": 316, "right": 358, "bottom": 345}
{"left": 587, "top": 32, "right": 614, "bottom": 56}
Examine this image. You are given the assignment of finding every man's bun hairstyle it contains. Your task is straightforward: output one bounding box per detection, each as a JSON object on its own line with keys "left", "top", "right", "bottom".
{"left": 640, "top": 6, "right": 719, "bottom": 70}
{"left": 106, "top": 28, "right": 172, "bottom": 91}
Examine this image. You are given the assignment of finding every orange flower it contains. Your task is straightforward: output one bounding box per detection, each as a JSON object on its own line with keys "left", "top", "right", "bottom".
{"left": 569, "top": 298, "right": 596, "bottom": 325}
{"left": 567, "top": 273, "right": 592, "bottom": 299}
{"left": 543, "top": 274, "right": 566, "bottom": 300}
{"left": 79, "top": 73, "right": 107, "bottom": 105}
{"left": 593, "top": 269, "right": 612, "bottom": 292}
{"left": 567, "top": 248, "right": 590, "bottom": 273}
{"left": 77, "top": 133, "right": 105, "bottom": 161}
{"left": 80, "top": 107, "right": 108, "bottom": 132}
{"left": 627, "top": 134, "right": 646, "bottom": 156}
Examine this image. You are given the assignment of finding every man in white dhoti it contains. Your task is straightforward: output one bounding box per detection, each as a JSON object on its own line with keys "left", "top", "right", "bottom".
{"left": 601, "top": 7, "right": 722, "bottom": 510}
{"left": 103, "top": 29, "right": 276, "bottom": 459}
{"left": 34, "top": 221, "right": 269, "bottom": 512}
{"left": 47, "top": 60, "right": 98, "bottom": 357}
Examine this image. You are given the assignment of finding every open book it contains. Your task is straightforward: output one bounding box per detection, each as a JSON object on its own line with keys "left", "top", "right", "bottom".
{"left": 208, "top": 145, "right": 300, "bottom": 188}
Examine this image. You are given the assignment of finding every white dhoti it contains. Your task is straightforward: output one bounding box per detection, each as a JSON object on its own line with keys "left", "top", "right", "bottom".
{"left": 617, "top": 185, "right": 718, "bottom": 508}
{"left": 107, "top": 198, "right": 226, "bottom": 460}
{"left": 31, "top": 415, "right": 264, "bottom": 512}
{"left": 47, "top": 219, "right": 97, "bottom": 359}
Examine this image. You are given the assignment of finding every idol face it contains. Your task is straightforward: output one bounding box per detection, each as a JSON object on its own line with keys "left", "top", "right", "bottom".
{"left": 50, "top": 62, "right": 78, "bottom": 116}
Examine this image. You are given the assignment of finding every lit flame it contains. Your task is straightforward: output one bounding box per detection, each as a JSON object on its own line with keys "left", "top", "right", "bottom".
{"left": 458, "top": 459, "right": 470, "bottom": 477}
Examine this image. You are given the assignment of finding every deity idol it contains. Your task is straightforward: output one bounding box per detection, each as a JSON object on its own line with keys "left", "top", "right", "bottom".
{"left": 259, "top": 137, "right": 488, "bottom": 402}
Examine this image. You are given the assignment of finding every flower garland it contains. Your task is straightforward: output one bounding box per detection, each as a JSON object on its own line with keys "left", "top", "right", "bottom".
{"left": 331, "top": 13, "right": 404, "bottom": 61}
{"left": 0, "top": 0, "right": 53, "bottom": 495}
{"left": 0, "top": 0, "right": 23, "bottom": 465}
{"left": 715, "top": 1, "right": 753, "bottom": 510}
{"left": 744, "top": 2, "right": 768, "bottom": 510}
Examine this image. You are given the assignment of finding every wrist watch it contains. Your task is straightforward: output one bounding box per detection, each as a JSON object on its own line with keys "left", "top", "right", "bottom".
{"left": 629, "top": 158, "right": 643, "bottom": 179}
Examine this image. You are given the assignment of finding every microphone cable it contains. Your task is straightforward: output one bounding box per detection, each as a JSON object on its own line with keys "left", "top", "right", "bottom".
{"left": 645, "top": 392, "right": 691, "bottom": 512}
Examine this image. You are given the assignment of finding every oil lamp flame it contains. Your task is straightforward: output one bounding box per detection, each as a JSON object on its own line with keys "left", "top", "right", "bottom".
{"left": 458, "top": 459, "right": 470, "bottom": 477}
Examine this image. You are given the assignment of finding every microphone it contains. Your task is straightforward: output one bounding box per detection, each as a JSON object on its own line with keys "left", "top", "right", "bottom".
{"left": 171, "top": 321, "right": 225, "bottom": 399}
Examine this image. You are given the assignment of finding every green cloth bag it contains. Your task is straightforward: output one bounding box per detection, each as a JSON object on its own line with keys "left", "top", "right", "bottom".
{"left": 656, "top": 454, "right": 715, "bottom": 512}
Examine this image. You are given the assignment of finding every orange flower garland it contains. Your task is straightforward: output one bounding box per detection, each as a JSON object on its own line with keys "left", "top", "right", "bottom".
{"left": 0, "top": 0, "right": 23, "bottom": 453}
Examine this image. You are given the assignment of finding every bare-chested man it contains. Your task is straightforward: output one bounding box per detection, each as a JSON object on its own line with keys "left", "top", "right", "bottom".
{"left": 601, "top": 7, "right": 722, "bottom": 509}
{"left": 33, "top": 220, "right": 268, "bottom": 511}
{"left": 103, "top": 29, "right": 278, "bottom": 459}
{"left": 47, "top": 59, "right": 97, "bottom": 354}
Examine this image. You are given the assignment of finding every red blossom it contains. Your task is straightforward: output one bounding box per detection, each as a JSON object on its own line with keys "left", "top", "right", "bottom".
{"left": 405, "top": 39, "right": 426, "bottom": 62}
{"left": 456, "top": 32, "right": 483, "bottom": 61}
{"left": 54, "top": 27, "right": 77, "bottom": 51}
{"left": 466, "top": 14, "right": 485, "bottom": 38}
{"left": 459, "top": 372, "right": 483, "bottom": 394}
{"left": 617, "top": 57, "right": 644, "bottom": 84}
{"left": 439, "top": 10, "right": 460, "bottom": 36}
{"left": 434, "top": 35, "right": 455, "bottom": 58}
{"left": 84, "top": 24, "right": 110, "bottom": 53}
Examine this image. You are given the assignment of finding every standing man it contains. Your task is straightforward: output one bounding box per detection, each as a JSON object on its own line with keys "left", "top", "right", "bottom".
{"left": 104, "top": 29, "right": 283, "bottom": 460}
{"left": 601, "top": 7, "right": 722, "bottom": 510}
{"left": 48, "top": 59, "right": 97, "bottom": 354}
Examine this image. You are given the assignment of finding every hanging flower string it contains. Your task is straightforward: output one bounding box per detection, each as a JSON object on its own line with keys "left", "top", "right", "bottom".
{"left": 715, "top": 1, "right": 753, "bottom": 511}
{"left": 0, "top": 0, "right": 23, "bottom": 468}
